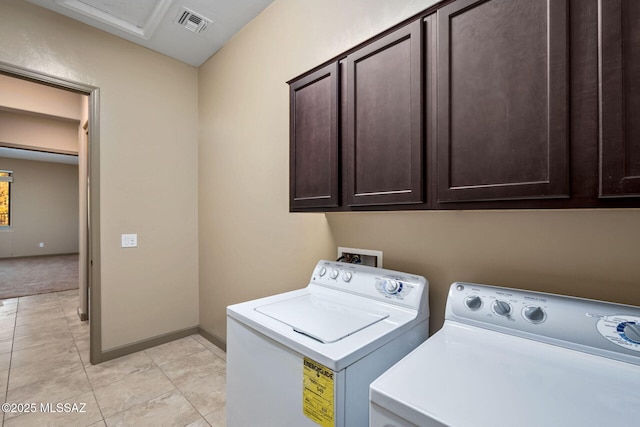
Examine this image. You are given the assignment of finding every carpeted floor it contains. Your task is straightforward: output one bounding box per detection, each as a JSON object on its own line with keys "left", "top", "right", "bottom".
{"left": 0, "top": 254, "right": 79, "bottom": 300}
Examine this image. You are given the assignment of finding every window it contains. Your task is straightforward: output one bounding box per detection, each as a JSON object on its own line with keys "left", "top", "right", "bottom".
{"left": 0, "top": 170, "right": 12, "bottom": 227}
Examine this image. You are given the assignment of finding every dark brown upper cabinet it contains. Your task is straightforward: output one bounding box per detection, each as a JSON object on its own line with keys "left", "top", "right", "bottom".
{"left": 288, "top": 0, "right": 640, "bottom": 212}
{"left": 599, "top": 0, "right": 640, "bottom": 197}
{"left": 289, "top": 62, "right": 339, "bottom": 209}
{"left": 436, "top": 0, "right": 569, "bottom": 203}
{"left": 345, "top": 19, "right": 424, "bottom": 206}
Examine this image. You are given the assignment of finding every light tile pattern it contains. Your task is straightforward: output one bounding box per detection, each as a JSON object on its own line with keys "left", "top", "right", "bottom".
{"left": 0, "top": 291, "right": 226, "bottom": 426}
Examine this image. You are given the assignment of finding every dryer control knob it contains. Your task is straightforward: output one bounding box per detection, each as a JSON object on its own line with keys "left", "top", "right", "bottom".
{"left": 523, "top": 306, "right": 546, "bottom": 324}
{"left": 318, "top": 267, "right": 327, "bottom": 277}
{"left": 342, "top": 272, "right": 353, "bottom": 282}
{"left": 492, "top": 300, "right": 512, "bottom": 317}
{"left": 464, "top": 296, "right": 483, "bottom": 311}
{"left": 624, "top": 323, "right": 640, "bottom": 344}
{"left": 384, "top": 279, "right": 400, "bottom": 294}
{"left": 330, "top": 269, "right": 339, "bottom": 279}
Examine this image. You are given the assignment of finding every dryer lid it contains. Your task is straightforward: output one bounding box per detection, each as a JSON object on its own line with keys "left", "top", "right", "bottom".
{"left": 255, "top": 294, "right": 389, "bottom": 343}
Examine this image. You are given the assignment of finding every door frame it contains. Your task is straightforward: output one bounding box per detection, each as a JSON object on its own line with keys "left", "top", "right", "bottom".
{"left": 0, "top": 61, "right": 102, "bottom": 364}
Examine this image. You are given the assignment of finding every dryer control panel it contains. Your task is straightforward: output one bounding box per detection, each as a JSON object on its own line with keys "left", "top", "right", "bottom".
{"left": 446, "top": 282, "right": 640, "bottom": 366}
{"left": 311, "top": 260, "right": 428, "bottom": 313}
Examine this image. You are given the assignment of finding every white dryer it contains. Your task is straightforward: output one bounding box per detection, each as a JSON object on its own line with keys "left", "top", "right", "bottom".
{"left": 226, "top": 260, "right": 429, "bottom": 427}
{"left": 370, "top": 282, "right": 640, "bottom": 427}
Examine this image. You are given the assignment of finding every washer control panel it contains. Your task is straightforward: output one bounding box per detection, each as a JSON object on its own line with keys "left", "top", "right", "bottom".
{"left": 311, "top": 260, "right": 427, "bottom": 311}
{"left": 446, "top": 282, "right": 640, "bottom": 365}
{"left": 452, "top": 282, "right": 550, "bottom": 325}
{"left": 374, "top": 276, "right": 416, "bottom": 300}
{"left": 596, "top": 315, "right": 640, "bottom": 352}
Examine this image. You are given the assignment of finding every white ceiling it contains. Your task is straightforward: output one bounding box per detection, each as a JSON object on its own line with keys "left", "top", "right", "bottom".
{"left": 26, "top": 0, "right": 276, "bottom": 66}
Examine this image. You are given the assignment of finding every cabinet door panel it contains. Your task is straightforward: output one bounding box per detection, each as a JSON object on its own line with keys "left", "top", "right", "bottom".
{"left": 346, "top": 19, "right": 423, "bottom": 206}
{"left": 600, "top": 0, "right": 640, "bottom": 196}
{"left": 437, "top": 0, "right": 569, "bottom": 203}
{"left": 290, "top": 63, "right": 339, "bottom": 209}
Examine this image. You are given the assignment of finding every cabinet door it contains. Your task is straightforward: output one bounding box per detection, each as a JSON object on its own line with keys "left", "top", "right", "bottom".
{"left": 289, "top": 62, "right": 339, "bottom": 209}
{"left": 600, "top": 0, "right": 640, "bottom": 197}
{"left": 346, "top": 19, "right": 423, "bottom": 206}
{"left": 437, "top": 0, "right": 569, "bottom": 203}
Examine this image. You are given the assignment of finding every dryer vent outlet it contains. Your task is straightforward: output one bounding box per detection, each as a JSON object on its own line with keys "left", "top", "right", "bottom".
{"left": 337, "top": 247, "right": 383, "bottom": 267}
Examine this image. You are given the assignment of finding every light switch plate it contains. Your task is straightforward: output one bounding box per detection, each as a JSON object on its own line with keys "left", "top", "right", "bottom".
{"left": 121, "top": 234, "right": 137, "bottom": 248}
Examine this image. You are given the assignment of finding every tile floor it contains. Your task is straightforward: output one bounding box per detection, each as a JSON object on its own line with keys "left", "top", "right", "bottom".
{"left": 0, "top": 290, "right": 226, "bottom": 426}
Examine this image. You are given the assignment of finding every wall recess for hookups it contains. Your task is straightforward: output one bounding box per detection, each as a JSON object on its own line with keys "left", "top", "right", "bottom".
{"left": 337, "top": 247, "right": 383, "bottom": 267}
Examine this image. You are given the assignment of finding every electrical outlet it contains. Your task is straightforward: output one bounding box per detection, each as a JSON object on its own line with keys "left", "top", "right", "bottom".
{"left": 337, "top": 247, "right": 383, "bottom": 267}
{"left": 121, "top": 234, "right": 138, "bottom": 248}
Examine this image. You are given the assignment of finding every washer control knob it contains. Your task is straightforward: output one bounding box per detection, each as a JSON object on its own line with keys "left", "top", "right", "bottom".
{"left": 523, "top": 306, "right": 546, "bottom": 324}
{"left": 464, "top": 296, "right": 483, "bottom": 311}
{"left": 342, "top": 272, "right": 353, "bottom": 282}
{"left": 384, "top": 279, "right": 400, "bottom": 294}
{"left": 492, "top": 300, "right": 512, "bottom": 317}
{"left": 318, "top": 267, "right": 327, "bottom": 277}
{"left": 330, "top": 269, "right": 339, "bottom": 279}
{"left": 624, "top": 323, "right": 640, "bottom": 344}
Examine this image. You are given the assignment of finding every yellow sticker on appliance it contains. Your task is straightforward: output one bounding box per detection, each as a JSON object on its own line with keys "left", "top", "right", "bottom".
{"left": 303, "top": 357, "right": 334, "bottom": 427}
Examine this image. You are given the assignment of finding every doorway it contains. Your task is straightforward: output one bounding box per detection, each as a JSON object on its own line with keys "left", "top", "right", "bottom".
{"left": 0, "top": 61, "right": 101, "bottom": 364}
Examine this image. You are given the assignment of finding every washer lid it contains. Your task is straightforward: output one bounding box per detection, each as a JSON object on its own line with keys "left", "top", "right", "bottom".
{"left": 255, "top": 294, "right": 389, "bottom": 343}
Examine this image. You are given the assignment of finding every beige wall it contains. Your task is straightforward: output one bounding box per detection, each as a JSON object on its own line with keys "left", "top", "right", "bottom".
{"left": 0, "top": 73, "right": 85, "bottom": 121}
{"left": 198, "top": 0, "right": 440, "bottom": 341}
{"left": 327, "top": 210, "right": 640, "bottom": 333}
{"left": 0, "top": 0, "right": 199, "bottom": 351}
{"left": 0, "top": 110, "right": 79, "bottom": 153}
{"left": 0, "top": 157, "right": 78, "bottom": 257}
{"left": 199, "top": 0, "right": 640, "bottom": 341}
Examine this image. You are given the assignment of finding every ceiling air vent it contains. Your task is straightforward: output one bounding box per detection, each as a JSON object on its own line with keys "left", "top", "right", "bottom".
{"left": 175, "top": 7, "right": 211, "bottom": 34}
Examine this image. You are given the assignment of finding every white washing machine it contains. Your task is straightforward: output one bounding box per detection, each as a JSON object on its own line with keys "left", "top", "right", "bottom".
{"left": 226, "top": 260, "right": 429, "bottom": 427}
{"left": 370, "top": 282, "right": 640, "bottom": 427}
